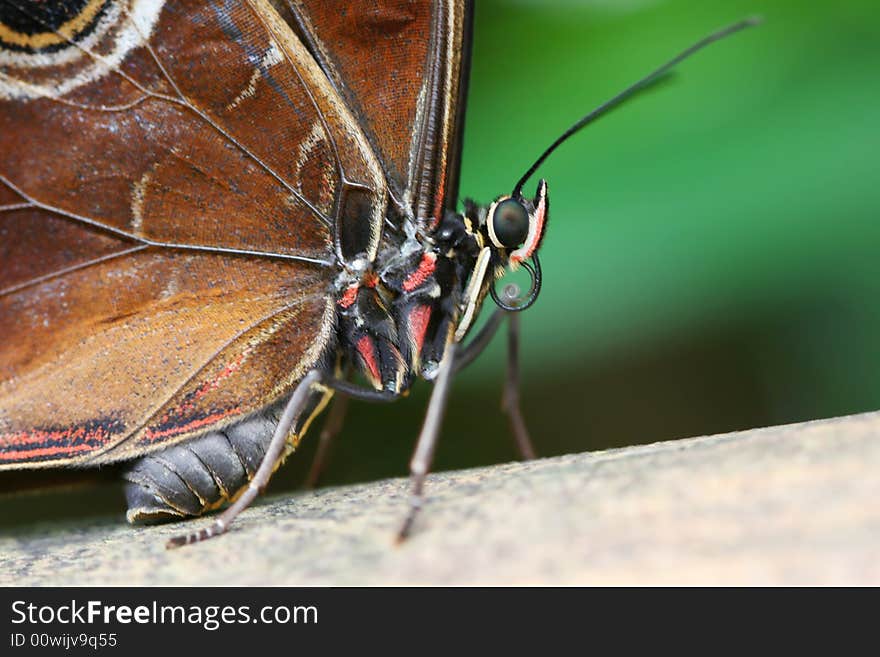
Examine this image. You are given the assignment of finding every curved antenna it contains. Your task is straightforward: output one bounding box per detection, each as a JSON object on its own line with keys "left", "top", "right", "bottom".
{"left": 513, "top": 17, "right": 762, "bottom": 196}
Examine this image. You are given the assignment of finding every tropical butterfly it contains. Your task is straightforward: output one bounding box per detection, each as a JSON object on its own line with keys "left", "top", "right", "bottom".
{"left": 0, "top": 0, "right": 756, "bottom": 546}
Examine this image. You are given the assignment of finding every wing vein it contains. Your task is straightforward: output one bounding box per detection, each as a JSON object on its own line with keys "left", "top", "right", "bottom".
{"left": 0, "top": 175, "right": 333, "bottom": 267}
{"left": 4, "top": 0, "right": 333, "bottom": 229}
{"left": 88, "top": 293, "right": 332, "bottom": 463}
{"left": 0, "top": 245, "right": 149, "bottom": 298}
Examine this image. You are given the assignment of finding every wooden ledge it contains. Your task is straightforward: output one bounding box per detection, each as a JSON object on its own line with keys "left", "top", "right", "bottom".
{"left": 2, "top": 411, "right": 878, "bottom": 585}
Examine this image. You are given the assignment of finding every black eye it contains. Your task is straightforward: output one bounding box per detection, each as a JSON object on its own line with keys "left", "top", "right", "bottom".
{"left": 491, "top": 199, "right": 530, "bottom": 248}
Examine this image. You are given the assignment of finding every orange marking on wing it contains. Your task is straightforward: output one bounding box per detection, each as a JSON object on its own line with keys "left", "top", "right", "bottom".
{"left": 193, "top": 345, "right": 254, "bottom": 402}
{"left": 143, "top": 408, "right": 243, "bottom": 443}
{"left": 403, "top": 253, "right": 437, "bottom": 292}
{"left": 0, "top": 425, "right": 114, "bottom": 448}
{"left": 0, "top": 443, "right": 96, "bottom": 461}
{"left": 356, "top": 335, "right": 381, "bottom": 385}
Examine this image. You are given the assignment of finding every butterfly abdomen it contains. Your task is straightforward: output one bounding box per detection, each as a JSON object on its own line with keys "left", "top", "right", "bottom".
{"left": 122, "top": 389, "right": 340, "bottom": 524}
{"left": 123, "top": 409, "right": 278, "bottom": 523}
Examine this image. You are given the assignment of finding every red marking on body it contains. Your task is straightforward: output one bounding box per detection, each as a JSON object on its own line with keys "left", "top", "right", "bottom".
{"left": 403, "top": 253, "right": 437, "bottom": 292}
{"left": 363, "top": 271, "right": 379, "bottom": 288}
{"left": 356, "top": 335, "right": 381, "bottom": 385}
{"left": 408, "top": 304, "right": 432, "bottom": 357}
{"left": 338, "top": 284, "right": 358, "bottom": 308}
{"left": 143, "top": 408, "right": 242, "bottom": 443}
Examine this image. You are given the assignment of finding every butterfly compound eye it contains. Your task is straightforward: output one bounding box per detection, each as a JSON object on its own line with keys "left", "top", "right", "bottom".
{"left": 490, "top": 198, "right": 530, "bottom": 248}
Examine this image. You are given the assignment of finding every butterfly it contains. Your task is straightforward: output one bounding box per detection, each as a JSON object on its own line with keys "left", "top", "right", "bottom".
{"left": 0, "top": 0, "right": 757, "bottom": 547}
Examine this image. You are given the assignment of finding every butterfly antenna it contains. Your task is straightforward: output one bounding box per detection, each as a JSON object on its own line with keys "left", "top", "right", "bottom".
{"left": 512, "top": 16, "right": 762, "bottom": 196}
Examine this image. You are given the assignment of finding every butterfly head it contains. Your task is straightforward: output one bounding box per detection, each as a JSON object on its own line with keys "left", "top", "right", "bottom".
{"left": 453, "top": 17, "right": 761, "bottom": 326}
{"left": 477, "top": 179, "right": 548, "bottom": 312}
{"left": 486, "top": 179, "right": 548, "bottom": 268}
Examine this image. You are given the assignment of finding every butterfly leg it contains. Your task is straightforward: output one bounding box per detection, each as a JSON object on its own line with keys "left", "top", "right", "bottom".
{"left": 501, "top": 312, "right": 536, "bottom": 460}
{"left": 167, "top": 370, "right": 325, "bottom": 548}
{"left": 454, "top": 302, "right": 536, "bottom": 460}
{"left": 303, "top": 390, "right": 350, "bottom": 489}
{"left": 125, "top": 411, "right": 279, "bottom": 524}
{"left": 165, "top": 372, "right": 400, "bottom": 548}
{"left": 397, "top": 342, "right": 458, "bottom": 542}
{"left": 453, "top": 308, "right": 504, "bottom": 373}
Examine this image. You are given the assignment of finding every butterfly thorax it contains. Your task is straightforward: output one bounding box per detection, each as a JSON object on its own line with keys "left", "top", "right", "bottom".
{"left": 334, "top": 209, "right": 486, "bottom": 394}
{"left": 332, "top": 175, "right": 549, "bottom": 395}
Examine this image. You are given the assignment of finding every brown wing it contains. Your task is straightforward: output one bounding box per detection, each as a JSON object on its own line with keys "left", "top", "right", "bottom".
{"left": 277, "top": 0, "right": 473, "bottom": 227}
{"left": 0, "top": 243, "right": 334, "bottom": 469}
{"left": 0, "top": 0, "right": 385, "bottom": 261}
{"left": 0, "top": 0, "right": 382, "bottom": 469}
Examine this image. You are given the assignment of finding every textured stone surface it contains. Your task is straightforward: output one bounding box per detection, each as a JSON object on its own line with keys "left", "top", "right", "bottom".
{"left": 2, "top": 411, "right": 879, "bottom": 585}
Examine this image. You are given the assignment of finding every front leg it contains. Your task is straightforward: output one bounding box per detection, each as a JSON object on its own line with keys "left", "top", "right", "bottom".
{"left": 167, "top": 370, "right": 326, "bottom": 548}
{"left": 303, "top": 390, "right": 350, "bottom": 489}
{"left": 501, "top": 312, "right": 536, "bottom": 460}
{"left": 397, "top": 342, "right": 458, "bottom": 541}
{"left": 166, "top": 372, "right": 400, "bottom": 549}
{"left": 454, "top": 289, "right": 537, "bottom": 461}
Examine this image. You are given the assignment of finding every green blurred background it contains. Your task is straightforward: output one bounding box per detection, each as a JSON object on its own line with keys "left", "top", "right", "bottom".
{"left": 2, "top": 0, "right": 878, "bottom": 525}
{"left": 316, "top": 0, "right": 880, "bottom": 480}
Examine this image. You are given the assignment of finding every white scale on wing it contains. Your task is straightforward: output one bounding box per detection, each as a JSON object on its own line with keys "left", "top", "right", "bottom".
{"left": 225, "top": 40, "right": 284, "bottom": 111}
